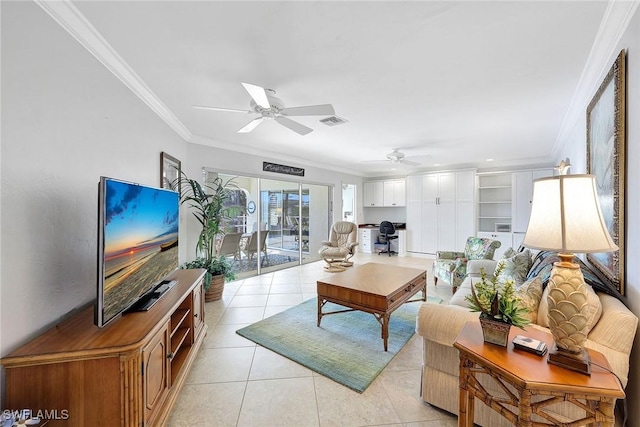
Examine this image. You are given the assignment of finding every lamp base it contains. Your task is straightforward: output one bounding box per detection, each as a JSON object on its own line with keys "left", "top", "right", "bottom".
{"left": 547, "top": 343, "right": 591, "bottom": 375}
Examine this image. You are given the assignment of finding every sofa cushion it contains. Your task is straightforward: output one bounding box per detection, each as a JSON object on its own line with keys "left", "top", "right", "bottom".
{"left": 496, "top": 248, "right": 533, "bottom": 286}
{"left": 514, "top": 276, "right": 543, "bottom": 324}
{"left": 537, "top": 280, "right": 602, "bottom": 335}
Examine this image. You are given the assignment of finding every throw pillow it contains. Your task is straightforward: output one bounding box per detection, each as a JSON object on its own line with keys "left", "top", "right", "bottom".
{"left": 495, "top": 248, "right": 533, "bottom": 286}
{"left": 514, "top": 276, "right": 543, "bottom": 324}
{"left": 537, "top": 278, "right": 602, "bottom": 334}
{"left": 526, "top": 250, "right": 615, "bottom": 297}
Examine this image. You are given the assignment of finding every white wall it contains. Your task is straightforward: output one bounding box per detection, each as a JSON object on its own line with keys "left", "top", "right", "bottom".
{"left": 0, "top": 1, "right": 186, "bottom": 360}
{"left": 554, "top": 7, "right": 640, "bottom": 423}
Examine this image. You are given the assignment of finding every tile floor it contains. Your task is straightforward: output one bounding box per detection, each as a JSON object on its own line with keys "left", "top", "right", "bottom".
{"left": 167, "top": 253, "right": 458, "bottom": 427}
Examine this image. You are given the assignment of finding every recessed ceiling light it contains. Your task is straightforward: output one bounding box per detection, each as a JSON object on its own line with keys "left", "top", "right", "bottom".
{"left": 434, "top": 163, "right": 441, "bottom": 166}
{"left": 486, "top": 158, "right": 494, "bottom": 162}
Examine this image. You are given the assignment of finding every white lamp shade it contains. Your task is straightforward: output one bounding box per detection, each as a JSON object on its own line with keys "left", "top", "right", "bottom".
{"left": 522, "top": 174, "right": 618, "bottom": 253}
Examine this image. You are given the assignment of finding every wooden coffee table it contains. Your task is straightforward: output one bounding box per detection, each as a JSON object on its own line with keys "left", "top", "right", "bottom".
{"left": 316, "top": 262, "right": 426, "bottom": 351}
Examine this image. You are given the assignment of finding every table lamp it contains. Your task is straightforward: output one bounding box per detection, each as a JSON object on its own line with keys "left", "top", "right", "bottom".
{"left": 522, "top": 174, "right": 617, "bottom": 374}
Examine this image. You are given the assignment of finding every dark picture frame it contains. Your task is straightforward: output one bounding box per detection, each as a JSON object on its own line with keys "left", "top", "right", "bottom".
{"left": 160, "top": 152, "right": 181, "bottom": 191}
{"left": 586, "top": 49, "right": 626, "bottom": 295}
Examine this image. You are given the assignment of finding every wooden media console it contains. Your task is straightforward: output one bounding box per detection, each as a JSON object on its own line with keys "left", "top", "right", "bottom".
{"left": 1, "top": 269, "right": 207, "bottom": 427}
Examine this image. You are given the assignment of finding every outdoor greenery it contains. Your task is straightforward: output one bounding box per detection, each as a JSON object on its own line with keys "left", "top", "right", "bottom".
{"left": 465, "top": 263, "right": 530, "bottom": 329}
{"left": 173, "top": 172, "right": 239, "bottom": 289}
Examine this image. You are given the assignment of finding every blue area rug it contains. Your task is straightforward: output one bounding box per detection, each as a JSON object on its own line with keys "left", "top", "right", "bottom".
{"left": 236, "top": 296, "right": 441, "bottom": 393}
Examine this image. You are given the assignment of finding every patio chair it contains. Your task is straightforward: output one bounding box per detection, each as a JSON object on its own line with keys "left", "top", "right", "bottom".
{"left": 216, "top": 232, "right": 243, "bottom": 263}
{"left": 243, "top": 230, "right": 269, "bottom": 266}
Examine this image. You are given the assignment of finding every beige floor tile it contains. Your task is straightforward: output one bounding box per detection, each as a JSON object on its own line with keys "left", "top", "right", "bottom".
{"left": 314, "top": 375, "right": 402, "bottom": 427}
{"left": 167, "top": 382, "right": 245, "bottom": 426}
{"left": 228, "top": 294, "right": 269, "bottom": 308}
{"left": 240, "top": 275, "right": 273, "bottom": 285}
{"left": 248, "top": 347, "right": 314, "bottom": 380}
{"left": 269, "top": 283, "right": 303, "bottom": 294}
{"left": 385, "top": 334, "right": 423, "bottom": 371}
{"left": 237, "top": 377, "right": 319, "bottom": 426}
{"left": 235, "top": 284, "right": 272, "bottom": 295}
{"left": 263, "top": 305, "right": 294, "bottom": 318}
{"left": 217, "top": 307, "right": 266, "bottom": 324}
{"left": 404, "top": 418, "right": 459, "bottom": 427}
{"left": 186, "top": 347, "right": 255, "bottom": 384}
{"left": 266, "top": 293, "right": 303, "bottom": 306}
{"left": 380, "top": 369, "right": 449, "bottom": 423}
{"left": 204, "top": 323, "right": 255, "bottom": 349}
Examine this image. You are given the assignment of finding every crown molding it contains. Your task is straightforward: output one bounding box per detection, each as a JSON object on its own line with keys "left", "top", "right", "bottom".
{"left": 34, "top": 0, "right": 192, "bottom": 141}
{"left": 188, "top": 134, "right": 365, "bottom": 178}
{"left": 553, "top": 0, "right": 639, "bottom": 156}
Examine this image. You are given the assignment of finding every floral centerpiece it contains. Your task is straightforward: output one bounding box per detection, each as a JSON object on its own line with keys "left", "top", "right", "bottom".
{"left": 465, "top": 263, "right": 530, "bottom": 346}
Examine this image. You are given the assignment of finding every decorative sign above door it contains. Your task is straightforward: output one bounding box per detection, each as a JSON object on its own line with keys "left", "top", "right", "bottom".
{"left": 263, "top": 162, "right": 305, "bottom": 177}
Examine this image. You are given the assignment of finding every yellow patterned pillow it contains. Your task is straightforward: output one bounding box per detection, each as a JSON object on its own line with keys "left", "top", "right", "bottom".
{"left": 515, "top": 276, "right": 543, "bottom": 324}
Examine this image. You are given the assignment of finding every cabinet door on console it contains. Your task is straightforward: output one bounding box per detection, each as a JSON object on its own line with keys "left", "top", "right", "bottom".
{"left": 143, "top": 323, "right": 170, "bottom": 426}
{"left": 192, "top": 281, "right": 204, "bottom": 338}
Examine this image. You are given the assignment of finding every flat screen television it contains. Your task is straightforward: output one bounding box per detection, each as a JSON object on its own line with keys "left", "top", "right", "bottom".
{"left": 96, "top": 177, "right": 179, "bottom": 327}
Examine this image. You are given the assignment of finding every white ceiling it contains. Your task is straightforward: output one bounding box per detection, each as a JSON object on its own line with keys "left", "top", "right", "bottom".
{"left": 70, "top": 1, "right": 608, "bottom": 177}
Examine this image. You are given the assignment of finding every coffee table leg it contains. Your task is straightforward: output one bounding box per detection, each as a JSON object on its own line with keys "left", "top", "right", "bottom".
{"left": 382, "top": 313, "right": 390, "bottom": 351}
{"left": 317, "top": 297, "right": 323, "bottom": 326}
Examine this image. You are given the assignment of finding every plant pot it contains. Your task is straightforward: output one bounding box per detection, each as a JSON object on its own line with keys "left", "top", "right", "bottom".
{"left": 205, "top": 274, "right": 225, "bottom": 302}
{"left": 479, "top": 314, "right": 511, "bottom": 347}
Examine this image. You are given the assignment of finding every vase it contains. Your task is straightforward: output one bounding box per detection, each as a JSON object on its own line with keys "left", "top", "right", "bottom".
{"left": 479, "top": 314, "right": 511, "bottom": 347}
{"left": 205, "top": 274, "right": 225, "bottom": 302}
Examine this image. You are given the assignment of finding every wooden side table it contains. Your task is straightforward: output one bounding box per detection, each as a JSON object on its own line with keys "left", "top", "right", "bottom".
{"left": 454, "top": 321, "right": 624, "bottom": 427}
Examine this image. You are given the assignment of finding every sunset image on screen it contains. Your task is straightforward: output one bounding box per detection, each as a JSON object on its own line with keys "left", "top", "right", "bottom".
{"left": 101, "top": 179, "right": 179, "bottom": 321}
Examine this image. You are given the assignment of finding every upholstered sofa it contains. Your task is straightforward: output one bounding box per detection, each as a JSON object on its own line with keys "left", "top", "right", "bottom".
{"left": 416, "top": 250, "right": 638, "bottom": 426}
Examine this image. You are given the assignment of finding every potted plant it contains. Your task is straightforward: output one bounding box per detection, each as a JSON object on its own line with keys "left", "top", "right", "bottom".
{"left": 173, "top": 172, "right": 238, "bottom": 301}
{"left": 181, "top": 256, "right": 235, "bottom": 301}
{"left": 465, "top": 263, "right": 530, "bottom": 346}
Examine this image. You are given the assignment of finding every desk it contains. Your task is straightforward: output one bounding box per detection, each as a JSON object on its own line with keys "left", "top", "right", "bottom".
{"left": 454, "top": 322, "right": 624, "bottom": 427}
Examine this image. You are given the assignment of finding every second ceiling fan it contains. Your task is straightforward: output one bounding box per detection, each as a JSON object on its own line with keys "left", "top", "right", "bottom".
{"left": 194, "top": 82, "right": 335, "bottom": 136}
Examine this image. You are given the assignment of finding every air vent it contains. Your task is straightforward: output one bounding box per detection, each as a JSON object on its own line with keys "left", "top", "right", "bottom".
{"left": 319, "top": 116, "right": 348, "bottom": 126}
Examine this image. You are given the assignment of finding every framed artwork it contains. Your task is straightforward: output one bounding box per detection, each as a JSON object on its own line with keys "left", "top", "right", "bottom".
{"left": 586, "top": 49, "right": 626, "bottom": 295}
{"left": 160, "top": 152, "right": 181, "bottom": 191}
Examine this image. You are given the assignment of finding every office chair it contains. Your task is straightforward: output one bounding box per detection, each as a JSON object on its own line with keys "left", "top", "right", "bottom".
{"left": 378, "top": 221, "right": 398, "bottom": 256}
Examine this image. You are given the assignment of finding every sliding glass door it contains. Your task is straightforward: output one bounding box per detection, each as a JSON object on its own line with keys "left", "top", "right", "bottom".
{"left": 212, "top": 171, "right": 331, "bottom": 277}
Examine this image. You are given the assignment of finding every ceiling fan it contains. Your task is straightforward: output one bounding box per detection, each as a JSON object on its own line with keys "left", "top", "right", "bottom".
{"left": 193, "top": 82, "right": 335, "bottom": 136}
{"left": 362, "top": 148, "right": 421, "bottom": 166}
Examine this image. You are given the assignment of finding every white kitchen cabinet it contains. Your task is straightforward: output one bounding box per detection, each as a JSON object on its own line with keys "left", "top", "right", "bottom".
{"left": 406, "top": 170, "right": 475, "bottom": 254}
{"left": 512, "top": 169, "right": 554, "bottom": 233}
{"left": 383, "top": 180, "right": 406, "bottom": 206}
{"left": 364, "top": 179, "right": 406, "bottom": 207}
{"left": 363, "top": 181, "right": 384, "bottom": 207}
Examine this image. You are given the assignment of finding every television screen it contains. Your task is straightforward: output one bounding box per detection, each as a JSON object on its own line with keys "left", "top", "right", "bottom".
{"left": 96, "top": 177, "right": 179, "bottom": 327}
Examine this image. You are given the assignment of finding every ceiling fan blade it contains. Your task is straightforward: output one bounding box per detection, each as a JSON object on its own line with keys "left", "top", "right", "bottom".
{"left": 281, "top": 104, "right": 335, "bottom": 116}
{"left": 237, "top": 117, "right": 265, "bottom": 133}
{"left": 193, "top": 105, "right": 253, "bottom": 114}
{"left": 241, "top": 82, "right": 271, "bottom": 109}
{"left": 275, "top": 116, "right": 313, "bottom": 136}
